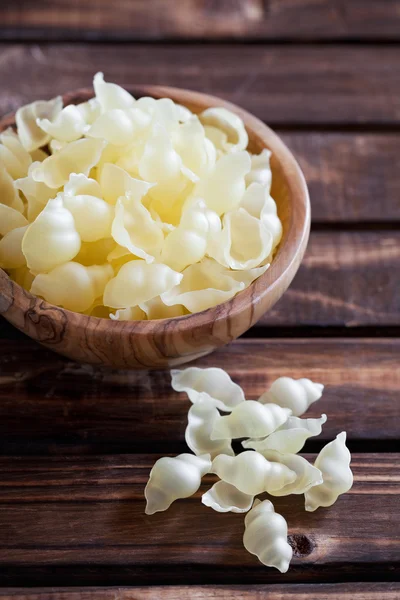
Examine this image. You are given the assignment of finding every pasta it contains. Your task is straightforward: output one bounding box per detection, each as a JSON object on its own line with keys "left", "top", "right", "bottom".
{"left": 1, "top": 74, "right": 283, "bottom": 321}
{"left": 243, "top": 499, "right": 293, "bottom": 573}
{"left": 258, "top": 376, "right": 324, "bottom": 417}
{"left": 202, "top": 481, "right": 253, "bottom": 514}
{"left": 144, "top": 453, "right": 211, "bottom": 515}
{"left": 210, "top": 401, "right": 291, "bottom": 440}
{"left": 262, "top": 450, "right": 323, "bottom": 496}
{"left": 211, "top": 451, "right": 296, "bottom": 496}
{"left": 185, "top": 394, "right": 234, "bottom": 459}
{"left": 171, "top": 367, "right": 245, "bottom": 412}
{"left": 305, "top": 432, "right": 353, "bottom": 512}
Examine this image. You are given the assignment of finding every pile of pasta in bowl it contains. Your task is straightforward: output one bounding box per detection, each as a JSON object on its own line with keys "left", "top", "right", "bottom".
{"left": 0, "top": 74, "right": 282, "bottom": 320}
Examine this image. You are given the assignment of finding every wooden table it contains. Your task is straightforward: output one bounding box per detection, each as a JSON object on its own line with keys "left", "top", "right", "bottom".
{"left": 0, "top": 2, "right": 399, "bottom": 598}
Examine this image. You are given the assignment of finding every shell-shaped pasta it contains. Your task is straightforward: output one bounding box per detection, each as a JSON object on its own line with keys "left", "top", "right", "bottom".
{"left": 93, "top": 72, "right": 135, "bottom": 112}
{"left": 171, "top": 366, "right": 245, "bottom": 412}
{"left": 0, "top": 225, "right": 28, "bottom": 269}
{"left": 245, "top": 149, "right": 272, "bottom": 191}
{"left": 37, "top": 104, "right": 87, "bottom": 142}
{"left": 9, "top": 265, "right": 35, "bottom": 290}
{"left": 259, "top": 376, "right": 324, "bottom": 417}
{"left": 0, "top": 203, "right": 28, "bottom": 237}
{"left": 112, "top": 193, "right": 164, "bottom": 263}
{"left": 15, "top": 165, "right": 57, "bottom": 221}
{"left": 103, "top": 260, "right": 183, "bottom": 309}
{"left": 240, "top": 183, "right": 282, "bottom": 250}
{"left": 0, "top": 163, "right": 24, "bottom": 212}
{"left": 202, "top": 481, "right": 253, "bottom": 514}
{"left": 243, "top": 414, "right": 327, "bottom": 455}
{"left": 211, "top": 401, "right": 291, "bottom": 440}
{"left": 21, "top": 197, "right": 81, "bottom": 273}
{"left": 139, "top": 296, "right": 185, "bottom": 320}
{"left": 99, "top": 163, "right": 153, "bottom": 205}
{"left": 185, "top": 394, "right": 234, "bottom": 459}
{"left": 211, "top": 451, "right": 296, "bottom": 496}
{"left": 173, "top": 116, "right": 214, "bottom": 177}
{"left": 64, "top": 173, "right": 103, "bottom": 198}
{"left": 161, "top": 199, "right": 210, "bottom": 271}
{"left": 0, "top": 128, "right": 32, "bottom": 179}
{"left": 194, "top": 151, "right": 251, "bottom": 216}
{"left": 76, "top": 238, "right": 116, "bottom": 267}
{"left": 263, "top": 451, "right": 323, "bottom": 496}
{"left": 199, "top": 107, "right": 248, "bottom": 153}
{"left": 76, "top": 98, "right": 101, "bottom": 125}
{"left": 31, "top": 138, "right": 106, "bottom": 189}
{"left": 110, "top": 305, "right": 147, "bottom": 321}
{"left": 204, "top": 124, "right": 228, "bottom": 153}
{"left": 161, "top": 258, "right": 244, "bottom": 313}
{"left": 243, "top": 499, "right": 292, "bottom": 573}
{"left": 88, "top": 107, "right": 151, "bottom": 146}
{"left": 208, "top": 207, "right": 273, "bottom": 270}
{"left": 31, "top": 262, "right": 114, "bottom": 313}
{"left": 144, "top": 453, "right": 211, "bottom": 515}
{"left": 305, "top": 432, "right": 353, "bottom": 512}
{"left": 15, "top": 96, "right": 63, "bottom": 151}
{"left": 62, "top": 188, "right": 114, "bottom": 243}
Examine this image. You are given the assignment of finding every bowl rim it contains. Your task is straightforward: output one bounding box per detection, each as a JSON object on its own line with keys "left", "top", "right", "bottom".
{"left": 0, "top": 84, "right": 310, "bottom": 336}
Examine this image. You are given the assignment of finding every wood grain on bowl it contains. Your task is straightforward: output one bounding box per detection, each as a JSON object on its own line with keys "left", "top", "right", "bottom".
{"left": 0, "top": 86, "right": 310, "bottom": 368}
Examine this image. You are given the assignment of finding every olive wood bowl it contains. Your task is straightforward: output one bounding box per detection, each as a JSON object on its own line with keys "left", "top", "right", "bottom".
{"left": 0, "top": 86, "right": 310, "bottom": 369}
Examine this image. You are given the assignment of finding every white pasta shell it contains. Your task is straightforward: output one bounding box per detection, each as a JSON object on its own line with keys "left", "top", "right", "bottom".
{"left": 173, "top": 115, "right": 214, "bottom": 177}
{"left": 211, "top": 401, "right": 291, "bottom": 440}
{"left": 0, "top": 163, "right": 24, "bottom": 212}
{"left": 139, "top": 296, "right": 185, "bottom": 320}
{"left": 31, "top": 262, "right": 114, "bottom": 313}
{"left": 103, "top": 260, "right": 182, "bottom": 309}
{"left": 62, "top": 192, "right": 114, "bottom": 243}
{"left": 262, "top": 450, "right": 323, "bottom": 496}
{"left": 243, "top": 414, "right": 327, "bottom": 455}
{"left": 240, "top": 183, "right": 282, "bottom": 250}
{"left": 245, "top": 148, "right": 272, "bottom": 191}
{"left": 0, "top": 225, "right": 28, "bottom": 269}
{"left": 202, "top": 481, "right": 253, "bottom": 514}
{"left": 16, "top": 96, "right": 63, "bottom": 151}
{"left": 37, "top": 104, "right": 87, "bottom": 143}
{"left": 259, "top": 376, "right": 324, "bottom": 417}
{"left": 87, "top": 107, "right": 151, "bottom": 146}
{"left": 305, "top": 432, "right": 353, "bottom": 512}
{"left": 171, "top": 366, "right": 245, "bottom": 412}
{"left": 211, "top": 451, "right": 296, "bottom": 496}
{"left": 144, "top": 453, "right": 211, "bottom": 515}
{"left": 0, "top": 128, "right": 32, "bottom": 179}
{"left": 99, "top": 163, "right": 154, "bottom": 205}
{"left": 93, "top": 72, "right": 135, "bottom": 112}
{"left": 243, "top": 499, "right": 292, "bottom": 573}
{"left": 110, "top": 306, "right": 147, "bottom": 321}
{"left": 0, "top": 203, "right": 28, "bottom": 237}
{"left": 22, "top": 197, "right": 81, "bottom": 273}
{"left": 15, "top": 165, "right": 58, "bottom": 222}
{"left": 185, "top": 394, "right": 234, "bottom": 459}
{"left": 199, "top": 107, "right": 248, "bottom": 153}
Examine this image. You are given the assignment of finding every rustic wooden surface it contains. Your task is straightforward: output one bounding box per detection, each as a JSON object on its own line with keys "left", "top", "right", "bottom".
{"left": 0, "top": 1, "right": 399, "bottom": 597}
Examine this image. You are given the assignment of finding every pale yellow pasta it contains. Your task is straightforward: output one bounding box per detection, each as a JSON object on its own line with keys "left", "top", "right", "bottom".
{"left": 203, "top": 125, "right": 229, "bottom": 153}
{"left": 202, "top": 481, "right": 253, "bottom": 514}
{"left": 245, "top": 148, "right": 272, "bottom": 190}
{"left": 199, "top": 107, "right": 249, "bottom": 153}
{"left": 211, "top": 451, "right": 296, "bottom": 496}
{"left": 0, "top": 164, "right": 24, "bottom": 212}
{"left": 0, "top": 203, "right": 28, "bottom": 236}
{"left": 259, "top": 377, "right": 324, "bottom": 417}
{"left": 194, "top": 151, "right": 251, "bottom": 216}
{"left": 64, "top": 173, "right": 103, "bottom": 198}
{"left": 139, "top": 296, "right": 185, "bottom": 320}
{"left": 9, "top": 265, "right": 34, "bottom": 290}
{"left": 37, "top": 105, "right": 87, "bottom": 143}
{"left": 208, "top": 207, "right": 273, "bottom": 270}
{"left": 144, "top": 453, "right": 211, "bottom": 515}
{"left": 22, "top": 197, "right": 81, "bottom": 273}
{"left": 262, "top": 451, "right": 323, "bottom": 497}
{"left": 0, "top": 128, "right": 32, "bottom": 179}
{"left": 110, "top": 306, "right": 147, "bottom": 321}
{"left": 76, "top": 98, "right": 101, "bottom": 125}
{"left": 62, "top": 185, "right": 114, "bottom": 243}
{"left": 240, "top": 183, "right": 282, "bottom": 250}
{"left": 171, "top": 366, "right": 245, "bottom": 412}
{"left": 93, "top": 72, "right": 135, "bottom": 112}
{"left": 99, "top": 163, "right": 153, "bottom": 205}
{"left": 185, "top": 394, "right": 234, "bottom": 459}
{"left": 30, "top": 148, "right": 48, "bottom": 163}
{"left": 173, "top": 116, "right": 214, "bottom": 177}
{"left": 15, "top": 165, "right": 57, "bottom": 221}
{"left": 88, "top": 107, "right": 151, "bottom": 146}
{"left": 0, "top": 225, "right": 28, "bottom": 269}
{"left": 15, "top": 96, "right": 63, "bottom": 151}
{"left": 32, "top": 138, "right": 106, "bottom": 189}
{"left": 211, "top": 401, "right": 291, "bottom": 441}
{"left": 243, "top": 499, "right": 292, "bottom": 573}
{"left": 103, "top": 260, "right": 183, "bottom": 309}
{"left": 305, "top": 432, "right": 353, "bottom": 512}
{"left": 76, "top": 238, "right": 116, "bottom": 267}
{"left": 31, "top": 262, "right": 114, "bottom": 313}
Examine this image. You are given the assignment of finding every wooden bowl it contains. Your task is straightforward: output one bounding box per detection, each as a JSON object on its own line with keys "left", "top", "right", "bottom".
{"left": 0, "top": 86, "right": 310, "bottom": 369}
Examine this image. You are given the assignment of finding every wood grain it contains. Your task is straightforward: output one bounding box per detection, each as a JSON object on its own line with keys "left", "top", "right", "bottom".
{"left": 0, "top": 337, "right": 398, "bottom": 454}
{"left": 0, "top": 583, "right": 399, "bottom": 600}
{"left": 1, "top": 0, "right": 400, "bottom": 41}
{"left": 1, "top": 44, "right": 400, "bottom": 126}
{"left": 0, "top": 453, "right": 398, "bottom": 585}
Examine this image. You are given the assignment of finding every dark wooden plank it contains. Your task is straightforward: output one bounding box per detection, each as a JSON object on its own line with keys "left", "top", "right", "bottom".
{"left": 1, "top": 44, "right": 400, "bottom": 126}
{"left": 1, "top": 1, "right": 400, "bottom": 41}
{"left": 0, "top": 454, "right": 398, "bottom": 585}
{"left": 0, "top": 337, "right": 398, "bottom": 454}
{"left": 262, "top": 231, "right": 400, "bottom": 327}
{"left": 0, "top": 583, "right": 399, "bottom": 600}
{"left": 280, "top": 133, "right": 400, "bottom": 223}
